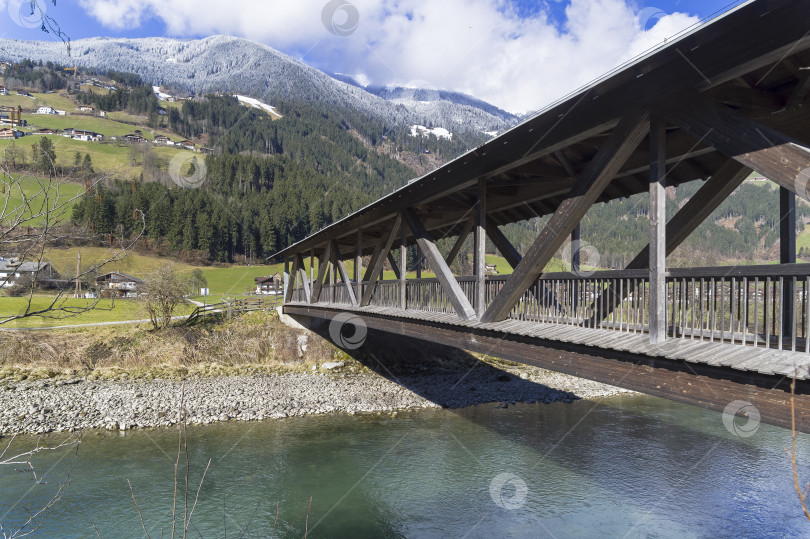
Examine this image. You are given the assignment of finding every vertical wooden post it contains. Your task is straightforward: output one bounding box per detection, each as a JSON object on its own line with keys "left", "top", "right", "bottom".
{"left": 571, "top": 224, "right": 580, "bottom": 312}
{"left": 355, "top": 229, "right": 363, "bottom": 300}
{"left": 310, "top": 249, "right": 315, "bottom": 292}
{"left": 329, "top": 245, "right": 336, "bottom": 304}
{"left": 283, "top": 257, "right": 291, "bottom": 302}
{"left": 416, "top": 245, "right": 422, "bottom": 279}
{"left": 781, "top": 187, "right": 796, "bottom": 340}
{"left": 400, "top": 219, "right": 407, "bottom": 309}
{"left": 474, "top": 178, "right": 487, "bottom": 317}
{"left": 649, "top": 116, "right": 667, "bottom": 344}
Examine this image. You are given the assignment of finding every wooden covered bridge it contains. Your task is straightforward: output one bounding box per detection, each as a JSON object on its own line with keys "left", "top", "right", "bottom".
{"left": 273, "top": 0, "right": 810, "bottom": 431}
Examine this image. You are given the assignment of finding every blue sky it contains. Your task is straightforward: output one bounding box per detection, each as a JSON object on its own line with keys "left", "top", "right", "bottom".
{"left": 0, "top": 0, "right": 748, "bottom": 112}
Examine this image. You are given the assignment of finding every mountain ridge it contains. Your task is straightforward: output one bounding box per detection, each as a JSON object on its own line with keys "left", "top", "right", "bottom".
{"left": 0, "top": 35, "right": 519, "bottom": 137}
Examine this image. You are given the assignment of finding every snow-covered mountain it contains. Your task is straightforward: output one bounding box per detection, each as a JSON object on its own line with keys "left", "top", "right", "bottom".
{"left": 0, "top": 35, "right": 518, "bottom": 136}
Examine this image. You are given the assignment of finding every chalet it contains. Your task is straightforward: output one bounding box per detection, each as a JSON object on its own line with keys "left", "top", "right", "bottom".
{"left": 36, "top": 106, "right": 56, "bottom": 115}
{"left": 200, "top": 147, "right": 215, "bottom": 155}
{"left": 61, "top": 128, "right": 74, "bottom": 137}
{"left": 255, "top": 274, "right": 282, "bottom": 295}
{"left": 77, "top": 105, "right": 94, "bottom": 112}
{"left": 124, "top": 133, "right": 145, "bottom": 143}
{"left": 71, "top": 130, "right": 103, "bottom": 141}
{"left": 178, "top": 140, "right": 196, "bottom": 151}
{"left": 31, "top": 128, "right": 56, "bottom": 136}
{"left": 0, "top": 118, "right": 26, "bottom": 127}
{"left": 16, "top": 91, "right": 33, "bottom": 98}
{"left": 0, "top": 128, "right": 22, "bottom": 139}
{"left": 153, "top": 135, "right": 174, "bottom": 145}
{"left": 0, "top": 259, "right": 54, "bottom": 288}
{"left": 0, "top": 86, "right": 7, "bottom": 95}
{"left": 95, "top": 272, "right": 144, "bottom": 298}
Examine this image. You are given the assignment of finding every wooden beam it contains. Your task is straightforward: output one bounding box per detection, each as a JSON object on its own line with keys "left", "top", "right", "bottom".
{"left": 787, "top": 70, "right": 810, "bottom": 109}
{"left": 355, "top": 229, "right": 362, "bottom": 299}
{"left": 283, "top": 257, "right": 292, "bottom": 302}
{"left": 589, "top": 159, "right": 751, "bottom": 324}
{"left": 360, "top": 215, "right": 402, "bottom": 307}
{"left": 404, "top": 209, "right": 477, "bottom": 320}
{"left": 329, "top": 238, "right": 337, "bottom": 303}
{"left": 649, "top": 116, "right": 667, "bottom": 344}
{"left": 475, "top": 179, "right": 487, "bottom": 317}
{"left": 362, "top": 240, "right": 383, "bottom": 283}
{"left": 400, "top": 219, "right": 407, "bottom": 309}
{"left": 296, "top": 253, "right": 311, "bottom": 304}
{"left": 285, "top": 255, "right": 300, "bottom": 303}
{"left": 311, "top": 241, "right": 332, "bottom": 303}
{"left": 781, "top": 187, "right": 796, "bottom": 339}
{"left": 333, "top": 239, "right": 358, "bottom": 307}
{"left": 486, "top": 223, "right": 521, "bottom": 268}
{"left": 399, "top": 219, "right": 408, "bottom": 309}
{"left": 481, "top": 110, "right": 650, "bottom": 323}
{"left": 657, "top": 94, "right": 810, "bottom": 201}
{"left": 387, "top": 252, "right": 401, "bottom": 280}
{"left": 446, "top": 219, "right": 475, "bottom": 268}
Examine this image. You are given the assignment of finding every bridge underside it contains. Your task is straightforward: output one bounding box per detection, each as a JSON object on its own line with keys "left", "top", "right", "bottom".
{"left": 286, "top": 302, "right": 810, "bottom": 433}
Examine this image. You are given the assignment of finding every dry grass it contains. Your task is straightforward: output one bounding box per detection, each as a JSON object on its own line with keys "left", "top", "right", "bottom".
{"left": 0, "top": 311, "right": 345, "bottom": 381}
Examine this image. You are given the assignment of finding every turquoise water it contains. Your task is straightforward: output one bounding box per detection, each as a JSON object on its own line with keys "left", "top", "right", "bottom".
{"left": 1, "top": 395, "right": 808, "bottom": 537}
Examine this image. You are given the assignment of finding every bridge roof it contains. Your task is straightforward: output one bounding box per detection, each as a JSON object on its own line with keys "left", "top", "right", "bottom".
{"left": 273, "top": 0, "right": 810, "bottom": 260}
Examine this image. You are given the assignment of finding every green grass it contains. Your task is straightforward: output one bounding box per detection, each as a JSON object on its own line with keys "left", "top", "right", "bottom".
{"left": 30, "top": 92, "right": 77, "bottom": 112}
{"left": 23, "top": 114, "right": 153, "bottom": 140}
{"left": 0, "top": 94, "right": 38, "bottom": 109}
{"left": 0, "top": 136, "right": 186, "bottom": 177}
{"left": 0, "top": 91, "right": 77, "bottom": 113}
{"left": 43, "top": 247, "right": 199, "bottom": 282}
{"left": 0, "top": 295, "right": 194, "bottom": 328}
{"left": 2, "top": 175, "right": 84, "bottom": 227}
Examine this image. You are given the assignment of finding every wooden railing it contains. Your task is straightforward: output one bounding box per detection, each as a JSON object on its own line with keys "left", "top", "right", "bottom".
{"left": 288, "top": 264, "right": 810, "bottom": 352}
{"left": 185, "top": 295, "right": 282, "bottom": 324}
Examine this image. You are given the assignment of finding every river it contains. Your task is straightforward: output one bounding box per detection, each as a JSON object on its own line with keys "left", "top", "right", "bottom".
{"left": 1, "top": 394, "right": 807, "bottom": 537}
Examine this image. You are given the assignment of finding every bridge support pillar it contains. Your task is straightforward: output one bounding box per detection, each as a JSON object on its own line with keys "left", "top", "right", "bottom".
{"left": 649, "top": 115, "right": 667, "bottom": 344}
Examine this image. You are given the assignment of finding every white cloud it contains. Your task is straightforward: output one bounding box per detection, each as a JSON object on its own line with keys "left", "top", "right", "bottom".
{"left": 74, "top": 0, "right": 701, "bottom": 113}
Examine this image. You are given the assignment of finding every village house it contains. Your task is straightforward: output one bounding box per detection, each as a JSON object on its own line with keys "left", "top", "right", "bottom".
{"left": 153, "top": 135, "right": 174, "bottom": 145}
{"left": 95, "top": 272, "right": 144, "bottom": 298}
{"left": 178, "top": 140, "right": 196, "bottom": 151}
{"left": 0, "top": 259, "right": 54, "bottom": 288}
{"left": 71, "top": 129, "right": 103, "bottom": 141}
{"left": 124, "top": 133, "right": 145, "bottom": 143}
{"left": 30, "top": 128, "right": 56, "bottom": 136}
{"left": 0, "top": 128, "right": 23, "bottom": 139}
{"left": 0, "top": 86, "right": 7, "bottom": 95}
{"left": 77, "top": 105, "right": 94, "bottom": 112}
{"left": 255, "top": 274, "right": 282, "bottom": 295}
{"left": 36, "top": 106, "right": 56, "bottom": 115}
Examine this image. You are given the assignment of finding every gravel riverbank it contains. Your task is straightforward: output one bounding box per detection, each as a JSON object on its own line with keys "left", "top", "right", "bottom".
{"left": 0, "top": 366, "right": 633, "bottom": 435}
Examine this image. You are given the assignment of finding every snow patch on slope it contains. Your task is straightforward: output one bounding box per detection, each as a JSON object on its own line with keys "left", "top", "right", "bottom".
{"left": 410, "top": 125, "right": 452, "bottom": 140}
{"left": 234, "top": 94, "right": 283, "bottom": 119}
